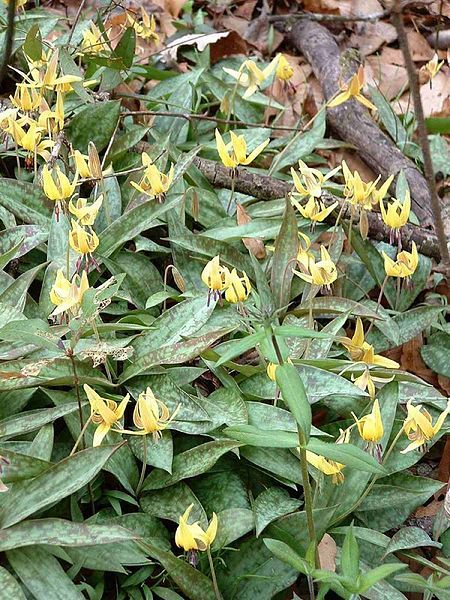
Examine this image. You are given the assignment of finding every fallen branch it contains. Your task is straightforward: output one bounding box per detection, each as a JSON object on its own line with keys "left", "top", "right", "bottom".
{"left": 287, "top": 19, "right": 434, "bottom": 226}
{"left": 268, "top": 9, "right": 390, "bottom": 24}
{"left": 192, "top": 156, "right": 440, "bottom": 260}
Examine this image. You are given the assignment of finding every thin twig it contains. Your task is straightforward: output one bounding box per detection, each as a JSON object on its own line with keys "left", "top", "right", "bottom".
{"left": 0, "top": 0, "right": 16, "bottom": 88}
{"left": 268, "top": 9, "right": 390, "bottom": 23}
{"left": 67, "top": 0, "right": 88, "bottom": 46}
{"left": 392, "top": 1, "right": 450, "bottom": 265}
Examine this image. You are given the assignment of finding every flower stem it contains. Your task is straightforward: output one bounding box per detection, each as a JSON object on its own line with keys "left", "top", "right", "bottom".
{"left": 70, "top": 415, "right": 92, "bottom": 455}
{"left": 206, "top": 546, "right": 223, "bottom": 600}
{"left": 298, "top": 428, "right": 317, "bottom": 553}
{"left": 136, "top": 434, "right": 148, "bottom": 497}
{"left": 227, "top": 169, "right": 235, "bottom": 213}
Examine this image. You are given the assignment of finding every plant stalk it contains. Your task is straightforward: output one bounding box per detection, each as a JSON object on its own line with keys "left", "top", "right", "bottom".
{"left": 136, "top": 435, "right": 148, "bottom": 497}
{"left": 206, "top": 546, "right": 223, "bottom": 600}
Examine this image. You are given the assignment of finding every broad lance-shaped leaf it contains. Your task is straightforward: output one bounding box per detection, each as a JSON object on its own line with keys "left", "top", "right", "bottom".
{"left": 215, "top": 330, "right": 265, "bottom": 367}
{"left": 0, "top": 518, "right": 138, "bottom": 552}
{"left": 0, "top": 178, "right": 51, "bottom": 226}
{"left": 275, "top": 362, "right": 311, "bottom": 443}
{"left": 0, "top": 444, "right": 123, "bottom": 528}
{"left": 306, "top": 438, "right": 386, "bottom": 475}
{"left": 0, "top": 403, "right": 84, "bottom": 440}
{"left": 0, "top": 566, "right": 26, "bottom": 600}
{"left": 273, "top": 325, "right": 330, "bottom": 340}
{"left": 263, "top": 538, "right": 310, "bottom": 574}
{"left": 0, "top": 449, "right": 51, "bottom": 483}
{"left": 224, "top": 425, "right": 298, "bottom": 448}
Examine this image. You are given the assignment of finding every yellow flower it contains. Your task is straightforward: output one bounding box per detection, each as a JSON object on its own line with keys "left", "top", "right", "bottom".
{"left": 49, "top": 269, "right": 89, "bottom": 317}
{"left": 7, "top": 119, "right": 53, "bottom": 160}
{"left": 276, "top": 54, "right": 294, "bottom": 81}
{"left": 69, "top": 220, "right": 99, "bottom": 255}
{"left": 84, "top": 384, "right": 130, "bottom": 447}
{"left": 72, "top": 146, "right": 103, "bottom": 180}
{"left": 32, "top": 51, "right": 82, "bottom": 92}
{"left": 352, "top": 399, "right": 384, "bottom": 443}
{"left": 223, "top": 56, "right": 279, "bottom": 98}
{"left": 294, "top": 245, "right": 337, "bottom": 289}
{"left": 353, "top": 368, "right": 376, "bottom": 398}
{"left": 131, "top": 153, "right": 174, "bottom": 201}
{"left": 339, "top": 318, "right": 400, "bottom": 369}
{"left": 128, "top": 8, "right": 159, "bottom": 42}
{"left": 69, "top": 196, "right": 103, "bottom": 226}
{"left": 175, "top": 504, "right": 218, "bottom": 552}
{"left": 42, "top": 164, "right": 78, "bottom": 202}
{"left": 306, "top": 450, "right": 345, "bottom": 485}
{"left": 127, "top": 387, "right": 179, "bottom": 440}
{"left": 380, "top": 190, "right": 410, "bottom": 232}
{"left": 371, "top": 174, "right": 394, "bottom": 206}
{"left": 328, "top": 65, "right": 376, "bottom": 111}
{"left": 291, "top": 160, "right": 341, "bottom": 202}
{"left": 10, "top": 84, "right": 40, "bottom": 111}
{"left": 38, "top": 91, "right": 65, "bottom": 134}
{"left": 201, "top": 256, "right": 229, "bottom": 303}
{"left": 422, "top": 53, "right": 444, "bottom": 80}
{"left": 81, "top": 22, "right": 110, "bottom": 54}
{"left": 297, "top": 231, "right": 313, "bottom": 271}
{"left": 342, "top": 161, "right": 377, "bottom": 211}
{"left": 267, "top": 362, "right": 278, "bottom": 381}
{"left": 401, "top": 399, "right": 450, "bottom": 453}
{"left": 293, "top": 196, "right": 339, "bottom": 224}
{"left": 215, "top": 129, "right": 269, "bottom": 169}
{"left": 3, "top": 0, "right": 27, "bottom": 9}
{"left": 382, "top": 242, "right": 418, "bottom": 279}
{"left": 224, "top": 268, "right": 251, "bottom": 303}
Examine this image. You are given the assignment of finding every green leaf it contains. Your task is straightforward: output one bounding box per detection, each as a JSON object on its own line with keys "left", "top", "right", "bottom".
{"left": 0, "top": 179, "right": 51, "bottom": 226}
{"left": 270, "top": 198, "right": 299, "bottom": 313}
{"left": 224, "top": 424, "right": 298, "bottom": 447}
{"left": 0, "top": 403, "right": 83, "bottom": 440}
{"left": 269, "top": 110, "right": 326, "bottom": 174}
{"left": 7, "top": 547, "right": 84, "bottom": 600}
{"left": 263, "top": 538, "right": 310, "bottom": 574}
{"left": 142, "top": 440, "right": 241, "bottom": 491}
{"left": 341, "top": 524, "right": 360, "bottom": 581}
{"left": 275, "top": 362, "right": 311, "bottom": 442}
{"left": 0, "top": 566, "right": 26, "bottom": 600}
{"left": 0, "top": 518, "right": 137, "bottom": 552}
{"left": 426, "top": 117, "right": 450, "bottom": 134}
{"left": 0, "top": 262, "right": 46, "bottom": 312}
{"left": 113, "top": 27, "right": 136, "bottom": 69}
{"left": 0, "top": 448, "right": 51, "bottom": 483}
{"left": 0, "top": 444, "right": 123, "bottom": 528}
{"left": 359, "top": 564, "right": 407, "bottom": 593}
{"left": 66, "top": 100, "right": 121, "bottom": 153}
{"left": 212, "top": 508, "right": 254, "bottom": 549}
{"left": 255, "top": 488, "right": 301, "bottom": 536}
{"left": 272, "top": 325, "right": 329, "bottom": 340}
{"left": 23, "top": 23, "right": 42, "bottom": 61}
{"left": 141, "top": 482, "right": 207, "bottom": 525}
{"left": 382, "top": 526, "right": 441, "bottom": 557}
{"left": 0, "top": 318, "right": 61, "bottom": 351}
{"left": 215, "top": 330, "right": 265, "bottom": 366}
{"left": 421, "top": 331, "right": 450, "bottom": 378}
{"left": 306, "top": 439, "right": 386, "bottom": 475}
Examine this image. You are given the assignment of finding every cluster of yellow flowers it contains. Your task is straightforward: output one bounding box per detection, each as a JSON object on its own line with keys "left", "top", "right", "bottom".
{"left": 201, "top": 255, "right": 251, "bottom": 305}
{"left": 223, "top": 52, "right": 294, "bottom": 98}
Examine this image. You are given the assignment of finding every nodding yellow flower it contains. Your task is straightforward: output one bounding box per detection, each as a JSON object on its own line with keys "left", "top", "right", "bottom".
{"left": 266, "top": 362, "right": 278, "bottom": 381}
{"left": 328, "top": 65, "right": 376, "bottom": 111}
{"left": 339, "top": 318, "right": 400, "bottom": 369}
{"left": 293, "top": 196, "right": 339, "bottom": 224}
{"left": 224, "top": 268, "right": 251, "bottom": 303}
{"left": 352, "top": 399, "right": 384, "bottom": 444}
{"left": 69, "top": 220, "right": 99, "bottom": 255}
{"left": 201, "top": 255, "right": 229, "bottom": 303}
{"left": 122, "top": 387, "right": 180, "bottom": 440}
{"left": 32, "top": 51, "right": 82, "bottom": 92}
{"left": 276, "top": 54, "right": 294, "bottom": 81}
{"left": 306, "top": 450, "right": 345, "bottom": 485}
{"left": 353, "top": 368, "right": 376, "bottom": 398}
{"left": 69, "top": 196, "right": 103, "bottom": 226}
{"left": 297, "top": 231, "right": 313, "bottom": 271}
{"left": 294, "top": 245, "right": 337, "bottom": 290}
{"left": 382, "top": 242, "right": 418, "bottom": 279}
{"left": 371, "top": 174, "right": 394, "bottom": 206}
{"left": 72, "top": 145, "right": 103, "bottom": 181}
{"left": 7, "top": 119, "right": 53, "bottom": 159}
{"left": 223, "top": 56, "right": 279, "bottom": 98}
{"left": 42, "top": 164, "right": 78, "bottom": 202}
{"left": 49, "top": 269, "right": 89, "bottom": 318}
{"left": 380, "top": 190, "right": 410, "bottom": 233}
{"left": 3, "top": 0, "right": 27, "bottom": 9}
{"left": 128, "top": 8, "right": 159, "bottom": 42}
{"left": 131, "top": 153, "right": 174, "bottom": 201}
{"left": 215, "top": 129, "right": 269, "bottom": 169}
{"left": 83, "top": 384, "right": 130, "bottom": 447}
{"left": 342, "top": 161, "right": 377, "bottom": 211}
{"left": 10, "top": 83, "right": 40, "bottom": 111}
{"left": 291, "top": 160, "right": 341, "bottom": 202}
{"left": 72, "top": 150, "right": 92, "bottom": 179}
{"left": 81, "top": 22, "right": 110, "bottom": 54}
{"left": 422, "top": 53, "right": 444, "bottom": 81}
{"left": 175, "top": 504, "right": 218, "bottom": 552}
{"left": 38, "top": 91, "right": 65, "bottom": 133}
{"left": 401, "top": 399, "right": 450, "bottom": 454}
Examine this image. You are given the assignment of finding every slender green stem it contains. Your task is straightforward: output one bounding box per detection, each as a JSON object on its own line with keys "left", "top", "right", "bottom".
{"left": 298, "top": 429, "right": 317, "bottom": 551}
{"left": 136, "top": 435, "right": 148, "bottom": 497}
{"left": 70, "top": 415, "right": 92, "bottom": 455}
{"left": 206, "top": 546, "right": 223, "bottom": 600}
{"left": 227, "top": 169, "right": 236, "bottom": 213}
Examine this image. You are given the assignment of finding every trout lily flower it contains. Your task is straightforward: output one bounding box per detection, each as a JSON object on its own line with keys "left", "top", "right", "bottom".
{"left": 30, "top": 51, "right": 83, "bottom": 92}
{"left": 69, "top": 220, "right": 99, "bottom": 256}
{"left": 291, "top": 160, "right": 341, "bottom": 202}
{"left": 84, "top": 384, "right": 130, "bottom": 447}
{"left": 69, "top": 196, "right": 103, "bottom": 226}
{"left": 128, "top": 8, "right": 159, "bottom": 42}
{"left": 7, "top": 119, "right": 53, "bottom": 161}
{"left": 339, "top": 318, "right": 400, "bottom": 369}
{"left": 42, "top": 164, "right": 78, "bottom": 202}
{"left": 81, "top": 22, "right": 110, "bottom": 54}
{"left": 401, "top": 399, "right": 450, "bottom": 453}
{"left": 380, "top": 190, "right": 410, "bottom": 243}
{"left": 10, "top": 84, "right": 41, "bottom": 112}
{"left": 328, "top": 65, "right": 376, "bottom": 111}
{"left": 421, "top": 53, "right": 444, "bottom": 83}
{"left": 175, "top": 504, "right": 218, "bottom": 552}
{"left": 49, "top": 269, "right": 89, "bottom": 318}
{"left": 294, "top": 245, "right": 337, "bottom": 291}
{"left": 215, "top": 129, "right": 269, "bottom": 169}
{"left": 276, "top": 54, "right": 294, "bottom": 81}
{"left": 72, "top": 145, "right": 103, "bottom": 181}
{"left": 224, "top": 268, "right": 251, "bottom": 303}
{"left": 382, "top": 242, "right": 418, "bottom": 280}
{"left": 296, "top": 231, "right": 313, "bottom": 271}
{"left": 223, "top": 57, "right": 279, "bottom": 98}
{"left": 123, "top": 387, "right": 179, "bottom": 440}
{"left": 353, "top": 399, "right": 384, "bottom": 458}
{"left": 131, "top": 153, "right": 174, "bottom": 202}
{"left": 306, "top": 450, "right": 345, "bottom": 485}
{"left": 293, "top": 196, "right": 339, "bottom": 225}
{"left": 201, "top": 255, "right": 229, "bottom": 304}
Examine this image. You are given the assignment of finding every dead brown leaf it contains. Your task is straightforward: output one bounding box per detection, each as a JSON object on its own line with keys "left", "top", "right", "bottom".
{"left": 400, "top": 335, "right": 438, "bottom": 386}
{"left": 210, "top": 30, "right": 249, "bottom": 64}
{"left": 350, "top": 22, "right": 397, "bottom": 57}
{"left": 236, "top": 203, "right": 266, "bottom": 259}
{"left": 365, "top": 57, "right": 408, "bottom": 100}
{"left": 438, "top": 436, "right": 450, "bottom": 482}
{"left": 406, "top": 31, "right": 434, "bottom": 61}
{"left": 318, "top": 533, "right": 337, "bottom": 572}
